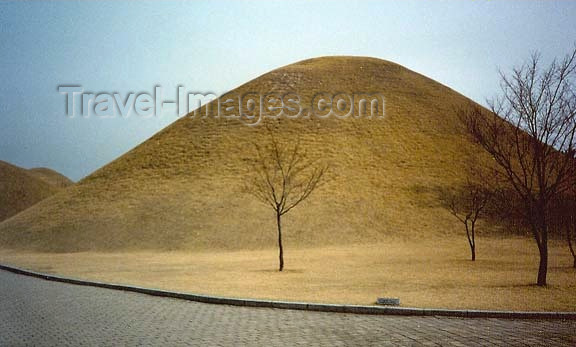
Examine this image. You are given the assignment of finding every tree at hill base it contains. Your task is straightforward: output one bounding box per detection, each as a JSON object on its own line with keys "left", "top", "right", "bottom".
{"left": 245, "top": 129, "right": 328, "bottom": 271}
{"left": 459, "top": 47, "right": 576, "bottom": 286}
{"left": 443, "top": 179, "right": 491, "bottom": 261}
{"left": 550, "top": 184, "right": 576, "bottom": 269}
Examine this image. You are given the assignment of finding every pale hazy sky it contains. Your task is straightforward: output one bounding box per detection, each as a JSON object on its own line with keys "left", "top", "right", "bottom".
{"left": 1, "top": 0, "right": 575, "bottom": 181}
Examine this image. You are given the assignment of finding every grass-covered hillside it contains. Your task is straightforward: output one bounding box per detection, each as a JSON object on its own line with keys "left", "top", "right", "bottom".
{"left": 0, "top": 56, "right": 497, "bottom": 251}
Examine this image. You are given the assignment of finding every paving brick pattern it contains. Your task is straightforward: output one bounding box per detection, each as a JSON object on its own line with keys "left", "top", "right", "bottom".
{"left": 1, "top": 269, "right": 574, "bottom": 346}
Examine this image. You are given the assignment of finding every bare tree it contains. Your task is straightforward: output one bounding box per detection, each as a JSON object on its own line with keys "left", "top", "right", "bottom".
{"left": 568, "top": 216, "right": 576, "bottom": 269}
{"left": 570, "top": 176, "right": 576, "bottom": 268}
{"left": 459, "top": 47, "right": 576, "bottom": 285}
{"left": 560, "top": 197, "right": 576, "bottom": 268}
{"left": 551, "top": 186, "right": 576, "bottom": 268}
{"left": 444, "top": 180, "right": 491, "bottom": 261}
{"left": 246, "top": 132, "right": 328, "bottom": 271}
{"left": 566, "top": 155, "right": 576, "bottom": 268}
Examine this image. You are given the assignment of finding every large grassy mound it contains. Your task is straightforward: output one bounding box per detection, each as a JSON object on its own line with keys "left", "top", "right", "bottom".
{"left": 0, "top": 161, "right": 72, "bottom": 222}
{"left": 0, "top": 56, "right": 494, "bottom": 251}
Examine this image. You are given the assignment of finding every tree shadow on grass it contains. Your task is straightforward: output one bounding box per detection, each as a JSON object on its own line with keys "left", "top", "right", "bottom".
{"left": 250, "top": 269, "right": 305, "bottom": 274}
{"left": 548, "top": 265, "right": 576, "bottom": 273}
{"left": 483, "top": 283, "right": 564, "bottom": 289}
{"left": 449, "top": 258, "right": 521, "bottom": 266}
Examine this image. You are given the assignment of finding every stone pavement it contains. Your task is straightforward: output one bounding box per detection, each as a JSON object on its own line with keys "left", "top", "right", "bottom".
{"left": 0, "top": 269, "right": 574, "bottom": 346}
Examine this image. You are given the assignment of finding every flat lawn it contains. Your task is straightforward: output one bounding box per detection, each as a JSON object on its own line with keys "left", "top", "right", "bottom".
{"left": 1, "top": 236, "right": 575, "bottom": 311}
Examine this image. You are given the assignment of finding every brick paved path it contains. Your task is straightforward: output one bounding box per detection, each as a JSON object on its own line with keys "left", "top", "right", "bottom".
{"left": 1, "top": 269, "right": 574, "bottom": 346}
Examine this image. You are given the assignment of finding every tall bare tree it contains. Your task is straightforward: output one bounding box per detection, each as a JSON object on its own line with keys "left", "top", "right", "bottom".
{"left": 459, "top": 47, "right": 576, "bottom": 285}
{"left": 569, "top": 175, "right": 576, "bottom": 268}
{"left": 567, "top": 154, "right": 576, "bottom": 268}
{"left": 444, "top": 180, "right": 491, "bottom": 261}
{"left": 246, "top": 132, "right": 327, "bottom": 271}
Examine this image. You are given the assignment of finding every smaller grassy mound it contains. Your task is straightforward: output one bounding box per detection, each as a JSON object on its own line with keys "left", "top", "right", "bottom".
{"left": 27, "top": 168, "right": 74, "bottom": 189}
{"left": 0, "top": 161, "right": 72, "bottom": 222}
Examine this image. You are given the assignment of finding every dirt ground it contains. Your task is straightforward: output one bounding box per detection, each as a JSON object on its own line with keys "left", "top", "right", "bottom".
{"left": 1, "top": 236, "right": 575, "bottom": 311}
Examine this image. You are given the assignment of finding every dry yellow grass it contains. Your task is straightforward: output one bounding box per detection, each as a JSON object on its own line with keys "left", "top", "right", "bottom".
{"left": 1, "top": 236, "right": 574, "bottom": 311}
{"left": 0, "top": 56, "right": 499, "bottom": 251}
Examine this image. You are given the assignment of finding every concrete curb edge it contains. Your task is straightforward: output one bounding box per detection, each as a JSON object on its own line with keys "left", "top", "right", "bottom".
{"left": 1, "top": 263, "right": 574, "bottom": 320}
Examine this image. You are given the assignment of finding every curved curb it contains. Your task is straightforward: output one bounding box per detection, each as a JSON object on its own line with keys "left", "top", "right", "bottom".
{"left": 1, "top": 263, "right": 574, "bottom": 320}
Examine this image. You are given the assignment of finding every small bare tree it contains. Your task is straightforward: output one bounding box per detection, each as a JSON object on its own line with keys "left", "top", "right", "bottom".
{"left": 560, "top": 198, "right": 576, "bottom": 268}
{"left": 246, "top": 133, "right": 327, "bottom": 271}
{"left": 459, "top": 47, "right": 576, "bottom": 285}
{"left": 444, "top": 180, "right": 491, "bottom": 261}
{"left": 552, "top": 189, "right": 576, "bottom": 268}
{"left": 568, "top": 216, "right": 576, "bottom": 269}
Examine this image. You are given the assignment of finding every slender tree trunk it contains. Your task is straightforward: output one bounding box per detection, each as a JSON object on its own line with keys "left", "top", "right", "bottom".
{"left": 532, "top": 201, "right": 548, "bottom": 286}
{"left": 465, "top": 221, "right": 475, "bottom": 261}
{"left": 276, "top": 211, "right": 284, "bottom": 272}
{"left": 537, "top": 240, "right": 548, "bottom": 286}
{"left": 536, "top": 220, "right": 548, "bottom": 286}
{"left": 471, "top": 220, "right": 476, "bottom": 261}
